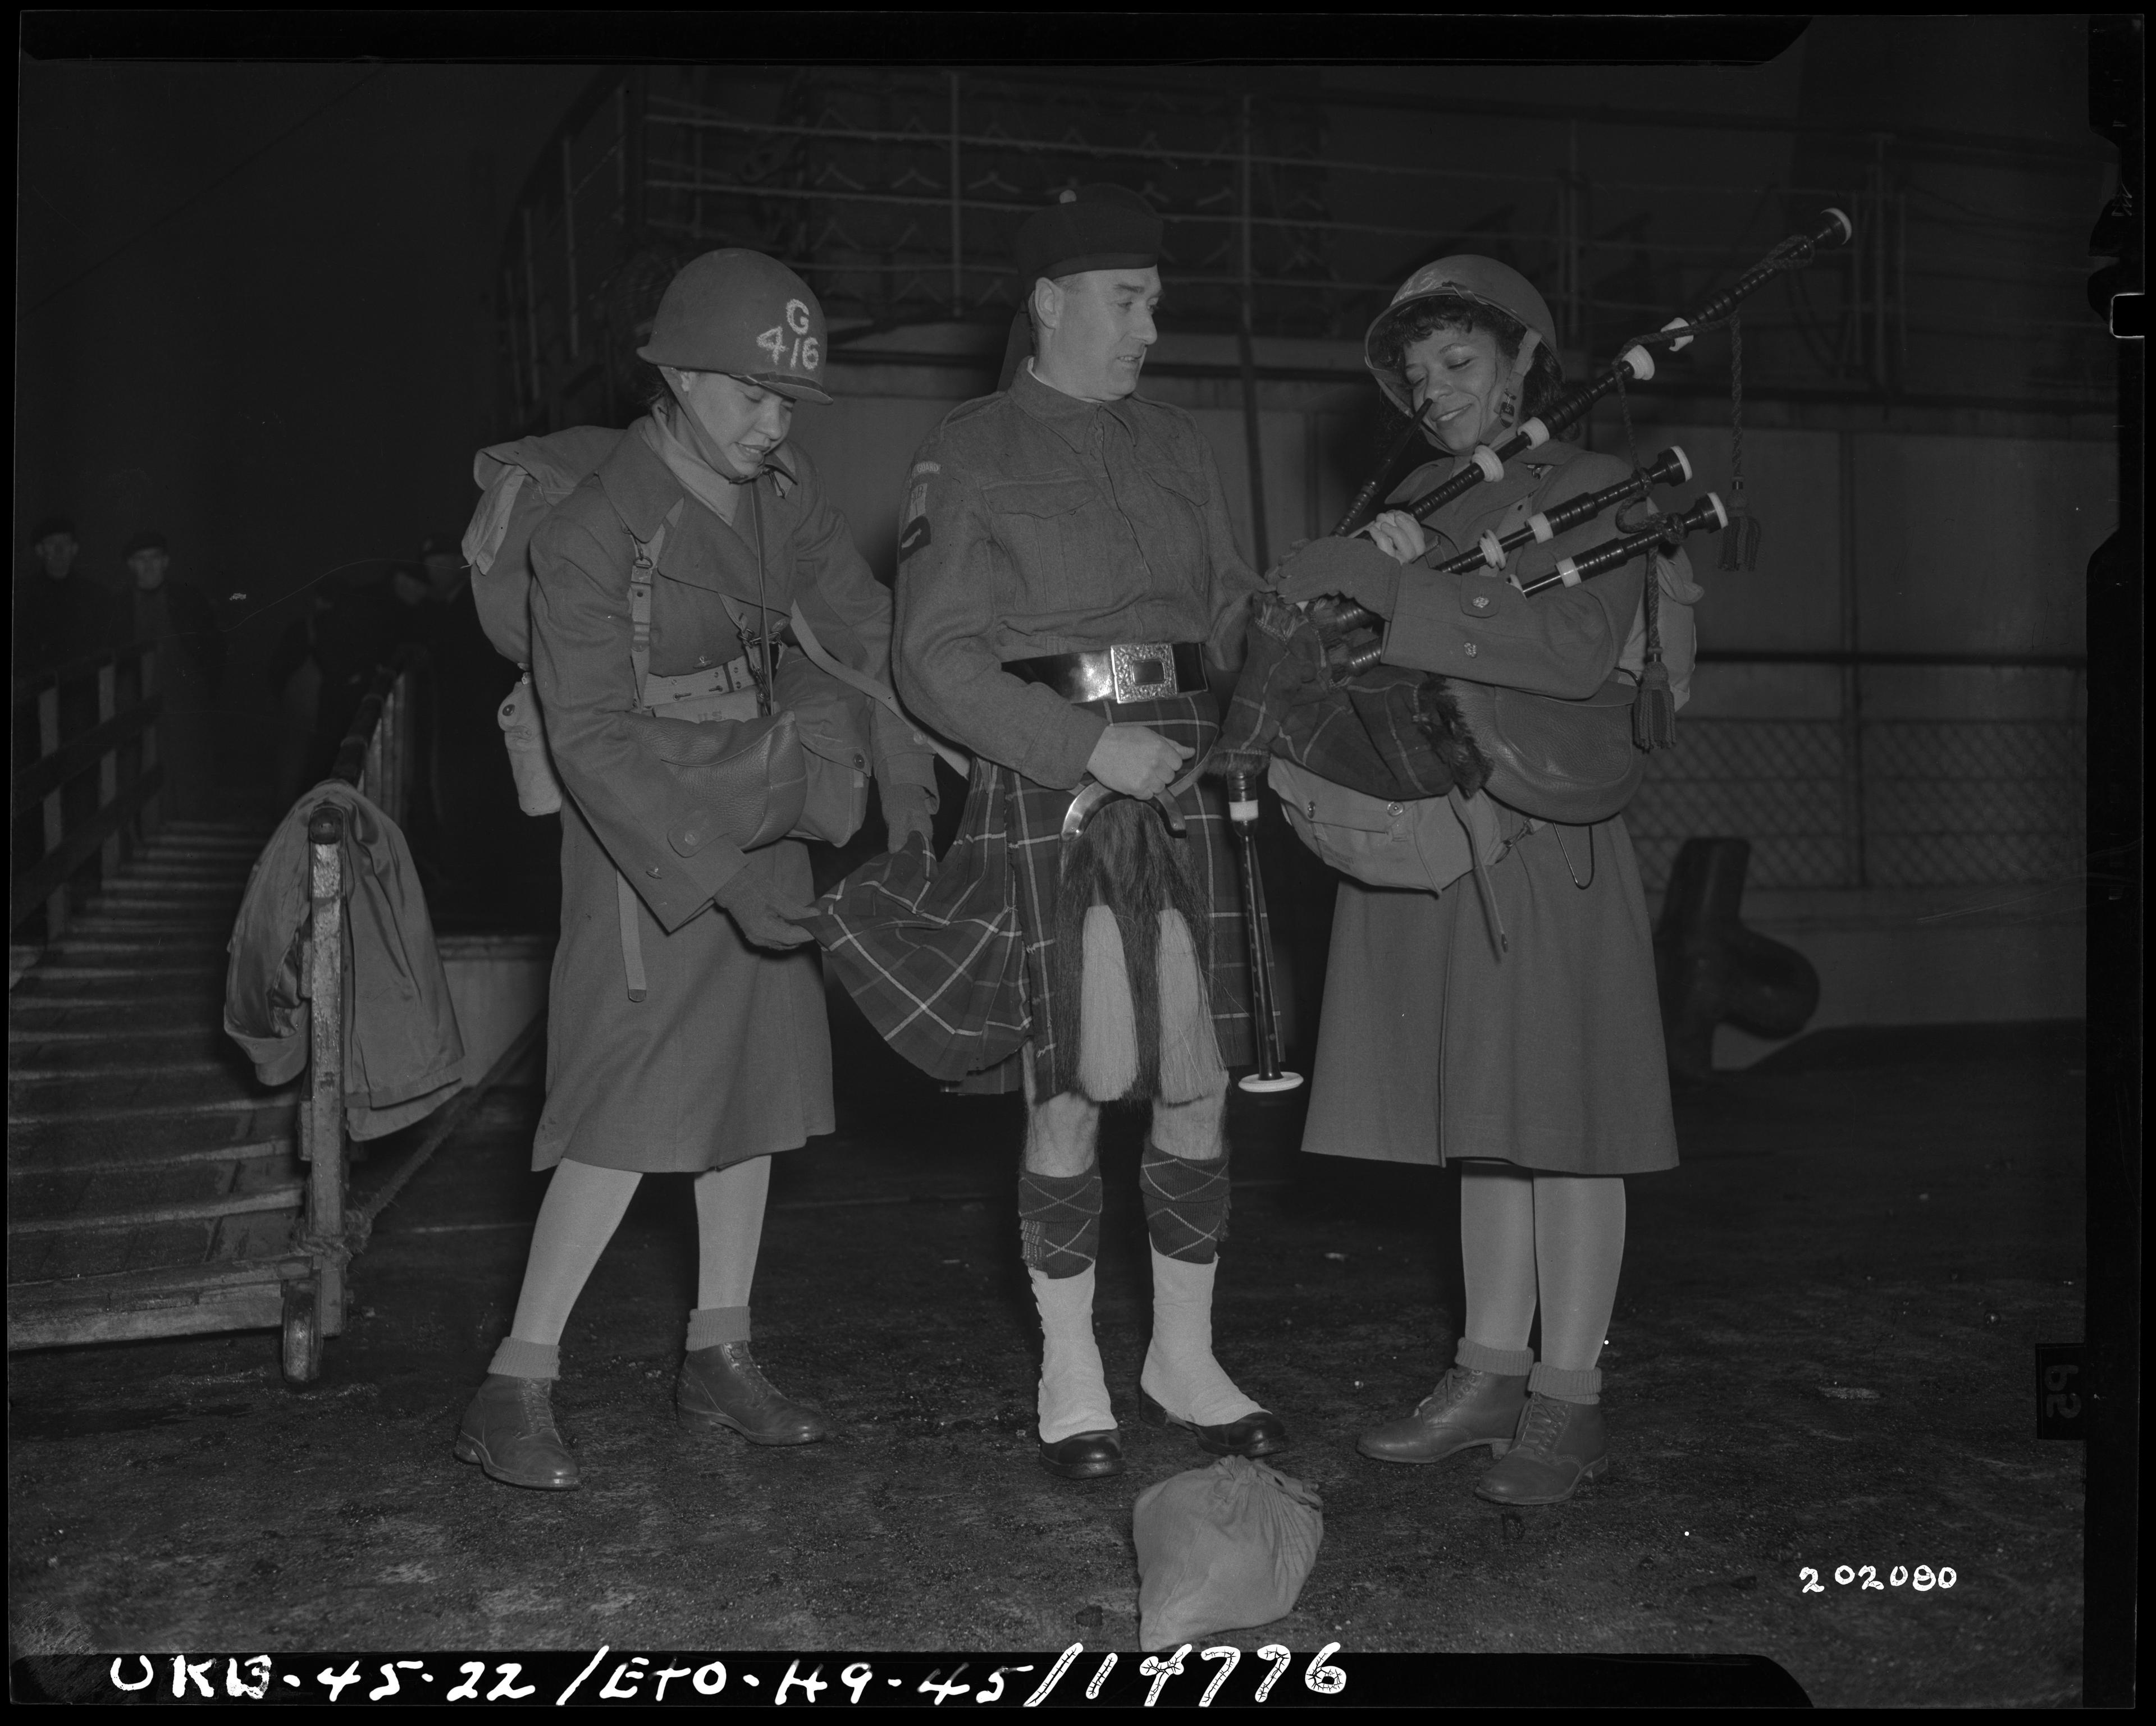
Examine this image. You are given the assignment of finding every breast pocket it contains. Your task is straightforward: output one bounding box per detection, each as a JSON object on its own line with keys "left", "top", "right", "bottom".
{"left": 983, "top": 478, "right": 1095, "bottom": 596}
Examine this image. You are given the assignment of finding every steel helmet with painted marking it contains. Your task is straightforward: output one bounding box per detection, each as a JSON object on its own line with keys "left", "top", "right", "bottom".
{"left": 637, "top": 248, "right": 833, "bottom": 405}
{"left": 1363, "top": 255, "right": 1560, "bottom": 417}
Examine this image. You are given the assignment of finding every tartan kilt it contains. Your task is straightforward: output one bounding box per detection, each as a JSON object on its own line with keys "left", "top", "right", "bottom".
{"left": 812, "top": 690, "right": 1259, "bottom": 1096}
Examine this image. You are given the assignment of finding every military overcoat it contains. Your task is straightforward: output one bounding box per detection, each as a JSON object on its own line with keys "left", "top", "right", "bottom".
{"left": 528, "top": 422, "right": 934, "bottom": 1173}
{"left": 1300, "top": 440, "right": 1688, "bottom": 1174}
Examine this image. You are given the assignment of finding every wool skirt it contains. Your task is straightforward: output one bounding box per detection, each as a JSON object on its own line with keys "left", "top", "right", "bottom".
{"left": 1301, "top": 811, "right": 1678, "bottom": 1174}
{"left": 532, "top": 802, "right": 833, "bottom": 1174}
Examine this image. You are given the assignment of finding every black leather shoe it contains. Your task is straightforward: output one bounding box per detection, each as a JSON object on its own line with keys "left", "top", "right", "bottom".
{"left": 1140, "top": 1389, "right": 1291, "bottom": 1459}
{"left": 454, "top": 1374, "right": 578, "bottom": 1491}
{"left": 677, "top": 1342, "right": 833, "bottom": 1446}
{"left": 1474, "top": 1394, "right": 1609, "bottom": 1506}
{"left": 1358, "top": 1368, "right": 1528, "bottom": 1466}
{"left": 1038, "top": 1429, "right": 1124, "bottom": 1480}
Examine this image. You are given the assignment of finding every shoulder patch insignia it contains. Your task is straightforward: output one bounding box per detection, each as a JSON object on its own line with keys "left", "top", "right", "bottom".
{"left": 898, "top": 515, "right": 932, "bottom": 561}
{"left": 906, "top": 482, "right": 929, "bottom": 523}
{"left": 911, "top": 460, "right": 940, "bottom": 477}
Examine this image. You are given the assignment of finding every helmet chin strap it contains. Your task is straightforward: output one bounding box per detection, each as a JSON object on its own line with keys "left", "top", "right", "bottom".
{"left": 1493, "top": 329, "right": 1543, "bottom": 431}
{"left": 663, "top": 384, "right": 763, "bottom": 483}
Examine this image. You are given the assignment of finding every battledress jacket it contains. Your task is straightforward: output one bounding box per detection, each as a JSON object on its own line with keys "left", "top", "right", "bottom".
{"left": 868, "top": 363, "right": 1268, "bottom": 1093}
{"left": 528, "top": 424, "right": 935, "bottom": 1173}
{"left": 1300, "top": 439, "right": 1684, "bottom": 1174}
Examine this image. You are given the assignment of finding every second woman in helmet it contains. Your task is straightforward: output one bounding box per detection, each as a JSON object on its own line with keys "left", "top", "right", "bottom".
{"left": 1282, "top": 256, "right": 1700, "bottom": 1508}
{"left": 454, "top": 250, "right": 939, "bottom": 1490}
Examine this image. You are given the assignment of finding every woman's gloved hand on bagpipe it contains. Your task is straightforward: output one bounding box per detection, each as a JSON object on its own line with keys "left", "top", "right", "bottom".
{"left": 1272, "top": 523, "right": 1420, "bottom": 619}
{"left": 712, "top": 866, "right": 819, "bottom": 950}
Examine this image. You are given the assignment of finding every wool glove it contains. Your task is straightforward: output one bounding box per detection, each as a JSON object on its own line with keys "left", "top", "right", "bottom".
{"left": 881, "top": 782, "right": 937, "bottom": 859}
{"left": 1276, "top": 534, "right": 1405, "bottom": 618}
{"left": 712, "top": 867, "right": 817, "bottom": 950}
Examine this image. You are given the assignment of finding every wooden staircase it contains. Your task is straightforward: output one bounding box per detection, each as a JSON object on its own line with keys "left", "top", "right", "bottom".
{"left": 6, "top": 817, "right": 312, "bottom": 1350}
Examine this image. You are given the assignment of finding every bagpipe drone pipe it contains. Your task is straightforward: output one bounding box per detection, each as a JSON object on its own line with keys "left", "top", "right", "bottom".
{"left": 1332, "top": 207, "right": 1854, "bottom": 541}
{"left": 1214, "top": 488, "right": 1727, "bottom": 827}
{"left": 1215, "top": 206, "right": 1856, "bottom": 822}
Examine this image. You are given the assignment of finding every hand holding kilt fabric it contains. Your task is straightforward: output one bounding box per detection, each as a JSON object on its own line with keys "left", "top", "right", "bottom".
{"left": 815, "top": 359, "right": 1268, "bottom": 1099}
{"left": 813, "top": 690, "right": 1259, "bottom": 1096}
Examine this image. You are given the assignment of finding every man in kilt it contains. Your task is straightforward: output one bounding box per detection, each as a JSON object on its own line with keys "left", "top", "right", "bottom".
{"left": 815, "top": 185, "right": 1287, "bottom": 1480}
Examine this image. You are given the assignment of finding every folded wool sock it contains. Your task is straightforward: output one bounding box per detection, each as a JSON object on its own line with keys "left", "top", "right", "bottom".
{"left": 1456, "top": 1338, "right": 1537, "bottom": 1377}
{"left": 487, "top": 1336, "right": 561, "bottom": 1381}
{"left": 686, "top": 1305, "right": 751, "bottom": 1352}
{"left": 1528, "top": 1361, "right": 1602, "bottom": 1405}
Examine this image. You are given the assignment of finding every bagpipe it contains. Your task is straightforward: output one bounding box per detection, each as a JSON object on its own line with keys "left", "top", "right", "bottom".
{"left": 1214, "top": 209, "right": 1853, "bottom": 1031}
{"left": 1333, "top": 207, "right": 1854, "bottom": 541}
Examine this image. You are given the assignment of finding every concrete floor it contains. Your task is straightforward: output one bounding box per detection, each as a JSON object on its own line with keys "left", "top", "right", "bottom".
{"left": 8, "top": 1011, "right": 2085, "bottom": 1707}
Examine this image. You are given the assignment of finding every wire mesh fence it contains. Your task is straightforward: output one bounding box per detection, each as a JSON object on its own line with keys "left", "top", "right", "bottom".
{"left": 1627, "top": 703, "right": 2087, "bottom": 892}
{"left": 498, "top": 66, "right": 2117, "bottom": 433}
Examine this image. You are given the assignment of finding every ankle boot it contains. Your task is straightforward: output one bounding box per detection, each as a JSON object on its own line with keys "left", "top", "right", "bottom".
{"left": 677, "top": 1341, "right": 833, "bottom": 1446}
{"left": 1358, "top": 1368, "right": 1528, "bottom": 1466}
{"left": 1474, "top": 1392, "right": 1608, "bottom": 1505}
{"left": 455, "top": 1374, "right": 578, "bottom": 1490}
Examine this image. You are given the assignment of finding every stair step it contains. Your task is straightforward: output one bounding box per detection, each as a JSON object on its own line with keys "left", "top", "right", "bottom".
{"left": 10, "top": 1180, "right": 304, "bottom": 1237}
{"left": 9, "top": 1054, "right": 242, "bottom": 1083}
{"left": 7, "top": 1104, "right": 298, "bottom": 1162}
{"left": 9, "top": 985, "right": 226, "bottom": 1010}
{"left": 10, "top": 1022, "right": 225, "bottom": 1046}
{"left": 16, "top": 960, "right": 229, "bottom": 979}
{"left": 44, "top": 938, "right": 229, "bottom": 958}
{"left": 10, "top": 1078, "right": 293, "bottom": 1126}
{"left": 7, "top": 1135, "right": 294, "bottom": 1177}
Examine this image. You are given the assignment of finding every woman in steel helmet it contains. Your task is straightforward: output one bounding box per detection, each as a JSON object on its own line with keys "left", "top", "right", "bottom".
{"left": 1285, "top": 255, "right": 1700, "bottom": 1509}
{"left": 454, "top": 250, "right": 940, "bottom": 1491}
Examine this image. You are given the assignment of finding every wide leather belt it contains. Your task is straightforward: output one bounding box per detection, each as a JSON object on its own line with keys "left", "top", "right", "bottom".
{"left": 1004, "top": 641, "right": 1208, "bottom": 707}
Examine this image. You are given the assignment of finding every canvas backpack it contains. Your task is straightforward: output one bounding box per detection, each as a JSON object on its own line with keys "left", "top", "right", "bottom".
{"left": 460, "top": 425, "right": 629, "bottom": 666}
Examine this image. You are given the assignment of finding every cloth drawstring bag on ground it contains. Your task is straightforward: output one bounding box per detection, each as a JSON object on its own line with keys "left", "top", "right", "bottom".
{"left": 1133, "top": 1457, "right": 1324, "bottom": 1652}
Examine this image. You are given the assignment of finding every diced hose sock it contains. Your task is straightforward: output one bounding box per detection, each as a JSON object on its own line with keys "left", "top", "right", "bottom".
{"left": 1140, "top": 1140, "right": 1231, "bottom": 1263}
{"left": 1018, "top": 1165, "right": 1103, "bottom": 1279}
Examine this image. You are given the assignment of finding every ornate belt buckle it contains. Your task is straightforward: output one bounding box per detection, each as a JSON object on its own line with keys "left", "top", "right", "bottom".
{"left": 1109, "top": 640, "right": 1179, "bottom": 706}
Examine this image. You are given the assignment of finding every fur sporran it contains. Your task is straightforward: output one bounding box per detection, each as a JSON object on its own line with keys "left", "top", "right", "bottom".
{"left": 1049, "top": 799, "right": 1217, "bottom": 1105}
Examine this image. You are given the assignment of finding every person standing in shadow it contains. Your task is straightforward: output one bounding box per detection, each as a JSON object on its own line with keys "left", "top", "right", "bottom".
{"left": 124, "top": 530, "right": 226, "bottom": 819}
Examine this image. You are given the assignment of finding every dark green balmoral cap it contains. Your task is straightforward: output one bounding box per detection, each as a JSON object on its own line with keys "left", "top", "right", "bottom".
{"left": 1016, "top": 183, "right": 1163, "bottom": 285}
{"left": 1000, "top": 185, "right": 1163, "bottom": 390}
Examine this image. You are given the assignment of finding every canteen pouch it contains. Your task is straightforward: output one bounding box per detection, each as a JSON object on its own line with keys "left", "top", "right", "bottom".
{"left": 1446, "top": 671, "right": 1647, "bottom": 826}
{"left": 497, "top": 673, "right": 564, "bottom": 817}
{"left": 773, "top": 651, "right": 873, "bottom": 846}
{"left": 1269, "top": 757, "right": 1516, "bottom": 897}
{"left": 636, "top": 663, "right": 806, "bottom": 853}
{"left": 1271, "top": 757, "right": 1473, "bottom": 894}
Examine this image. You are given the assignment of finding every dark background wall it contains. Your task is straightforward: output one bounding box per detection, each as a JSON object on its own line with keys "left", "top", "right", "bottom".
{"left": 15, "top": 63, "right": 595, "bottom": 785}
{"left": 13, "top": 25, "right": 2108, "bottom": 794}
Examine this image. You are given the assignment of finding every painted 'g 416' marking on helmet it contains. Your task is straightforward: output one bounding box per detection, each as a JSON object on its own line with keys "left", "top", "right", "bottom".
{"left": 756, "top": 325, "right": 820, "bottom": 372}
